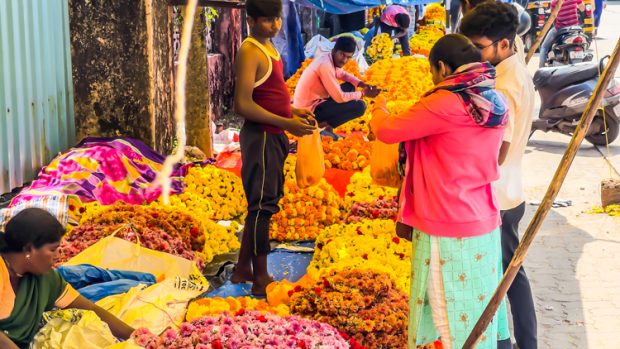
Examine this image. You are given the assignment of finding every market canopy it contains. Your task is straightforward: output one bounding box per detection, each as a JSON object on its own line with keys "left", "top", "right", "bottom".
{"left": 297, "top": 0, "right": 442, "bottom": 14}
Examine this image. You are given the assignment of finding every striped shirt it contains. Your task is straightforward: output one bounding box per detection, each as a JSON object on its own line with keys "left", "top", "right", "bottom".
{"left": 552, "top": 0, "right": 582, "bottom": 29}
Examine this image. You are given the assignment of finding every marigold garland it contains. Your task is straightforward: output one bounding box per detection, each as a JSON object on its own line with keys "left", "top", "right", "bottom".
{"left": 322, "top": 135, "right": 372, "bottom": 171}
{"left": 56, "top": 222, "right": 205, "bottom": 269}
{"left": 271, "top": 157, "right": 344, "bottom": 241}
{"left": 76, "top": 201, "right": 239, "bottom": 263}
{"left": 409, "top": 26, "right": 444, "bottom": 57}
{"left": 346, "top": 196, "right": 399, "bottom": 223}
{"left": 290, "top": 269, "right": 409, "bottom": 349}
{"left": 344, "top": 167, "right": 398, "bottom": 209}
{"left": 366, "top": 33, "right": 395, "bottom": 62}
{"left": 186, "top": 297, "right": 290, "bottom": 321}
{"left": 308, "top": 219, "right": 411, "bottom": 292}
{"left": 423, "top": 3, "right": 447, "bottom": 27}
{"left": 183, "top": 165, "right": 247, "bottom": 221}
{"left": 334, "top": 112, "right": 371, "bottom": 135}
{"left": 364, "top": 56, "right": 434, "bottom": 102}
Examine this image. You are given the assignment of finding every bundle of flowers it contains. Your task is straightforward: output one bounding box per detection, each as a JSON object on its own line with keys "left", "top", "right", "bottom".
{"left": 346, "top": 196, "right": 398, "bottom": 223}
{"left": 149, "top": 200, "right": 240, "bottom": 262}
{"left": 409, "top": 26, "right": 444, "bottom": 57}
{"left": 78, "top": 202, "right": 205, "bottom": 251}
{"left": 322, "top": 135, "right": 372, "bottom": 171}
{"left": 423, "top": 3, "right": 447, "bottom": 26}
{"left": 286, "top": 59, "right": 314, "bottom": 97}
{"left": 364, "top": 56, "right": 434, "bottom": 102}
{"left": 78, "top": 199, "right": 239, "bottom": 263}
{"left": 344, "top": 167, "right": 398, "bottom": 209}
{"left": 307, "top": 220, "right": 410, "bottom": 291}
{"left": 366, "top": 6, "right": 384, "bottom": 25}
{"left": 334, "top": 113, "right": 371, "bottom": 135}
{"left": 131, "top": 311, "right": 350, "bottom": 348}
{"left": 290, "top": 269, "right": 408, "bottom": 349}
{"left": 271, "top": 157, "right": 344, "bottom": 241}
{"left": 342, "top": 59, "right": 362, "bottom": 81}
{"left": 334, "top": 99, "right": 415, "bottom": 136}
{"left": 366, "top": 33, "right": 395, "bottom": 62}
{"left": 184, "top": 165, "right": 247, "bottom": 221}
{"left": 186, "top": 297, "right": 290, "bottom": 321}
{"left": 56, "top": 223, "right": 204, "bottom": 268}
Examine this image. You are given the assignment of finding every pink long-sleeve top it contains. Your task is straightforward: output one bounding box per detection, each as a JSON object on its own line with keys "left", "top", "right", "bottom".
{"left": 293, "top": 53, "right": 362, "bottom": 112}
{"left": 370, "top": 91, "right": 504, "bottom": 238}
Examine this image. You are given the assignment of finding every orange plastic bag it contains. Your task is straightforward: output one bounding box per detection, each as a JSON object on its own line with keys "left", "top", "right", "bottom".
{"left": 295, "top": 129, "right": 325, "bottom": 188}
{"left": 370, "top": 140, "right": 402, "bottom": 188}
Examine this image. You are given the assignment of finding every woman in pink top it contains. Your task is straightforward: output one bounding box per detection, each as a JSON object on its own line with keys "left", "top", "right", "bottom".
{"left": 371, "top": 34, "right": 511, "bottom": 348}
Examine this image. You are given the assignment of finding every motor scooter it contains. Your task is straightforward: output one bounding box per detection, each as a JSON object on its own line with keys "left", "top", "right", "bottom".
{"left": 531, "top": 56, "right": 620, "bottom": 146}
{"left": 544, "top": 25, "right": 593, "bottom": 66}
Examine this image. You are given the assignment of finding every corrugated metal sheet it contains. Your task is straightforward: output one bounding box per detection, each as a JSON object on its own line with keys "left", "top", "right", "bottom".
{"left": 0, "top": 0, "right": 75, "bottom": 194}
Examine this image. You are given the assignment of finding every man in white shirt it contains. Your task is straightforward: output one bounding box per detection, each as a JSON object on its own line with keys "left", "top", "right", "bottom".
{"left": 461, "top": 3, "right": 537, "bottom": 349}
{"left": 458, "top": 0, "right": 527, "bottom": 63}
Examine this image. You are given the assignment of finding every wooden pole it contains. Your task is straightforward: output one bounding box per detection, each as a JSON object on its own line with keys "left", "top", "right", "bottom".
{"left": 462, "top": 37, "right": 620, "bottom": 349}
{"left": 525, "top": 0, "right": 565, "bottom": 65}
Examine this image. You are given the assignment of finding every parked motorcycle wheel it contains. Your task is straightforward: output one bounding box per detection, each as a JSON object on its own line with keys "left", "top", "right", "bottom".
{"left": 585, "top": 108, "right": 619, "bottom": 146}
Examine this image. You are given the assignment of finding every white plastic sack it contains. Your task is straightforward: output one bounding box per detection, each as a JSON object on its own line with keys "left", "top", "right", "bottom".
{"left": 304, "top": 34, "right": 370, "bottom": 73}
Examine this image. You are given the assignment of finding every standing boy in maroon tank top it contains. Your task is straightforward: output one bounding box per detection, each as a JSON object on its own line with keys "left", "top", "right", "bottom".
{"left": 231, "top": 0, "right": 315, "bottom": 296}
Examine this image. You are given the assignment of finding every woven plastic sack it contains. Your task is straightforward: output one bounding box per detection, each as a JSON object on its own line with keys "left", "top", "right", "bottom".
{"left": 32, "top": 309, "right": 117, "bottom": 349}
{"left": 63, "top": 235, "right": 207, "bottom": 286}
{"left": 96, "top": 277, "right": 205, "bottom": 335}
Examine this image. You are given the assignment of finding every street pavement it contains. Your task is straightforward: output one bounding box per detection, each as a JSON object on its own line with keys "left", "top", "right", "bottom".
{"left": 515, "top": 5, "right": 620, "bottom": 348}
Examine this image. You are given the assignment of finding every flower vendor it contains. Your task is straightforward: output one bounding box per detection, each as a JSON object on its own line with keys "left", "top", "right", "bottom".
{"left": 231, "top": 0, "right": 315, "bottom": 296}
{"left": 460, "top": 4, "right": 538, "bottom": 348}
{"left": 370, "top": 34, "right": 510, "bottom": 348}
{"left": 293, "top": 36, "right": 380, "bottom": 130}
{"left": 364, "top": 5, "right": 413, "bottom": 56}
{"left": 0, "top": 209, "right": 134, "bottom": 349}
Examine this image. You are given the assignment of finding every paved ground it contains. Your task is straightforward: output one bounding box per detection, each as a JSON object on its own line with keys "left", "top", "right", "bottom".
{"left": 514, "top": 5, "right": 620, "bottom": 348}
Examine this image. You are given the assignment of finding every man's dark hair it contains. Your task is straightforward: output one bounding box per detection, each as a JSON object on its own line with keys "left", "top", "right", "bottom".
{"left": 395, "top": 13, "right": 411, "bottom": 29}
{"left": 0, "top": 208, "right": 65, "bottom": 253}
{"left": 334, "top": 36, "right": 357, "bottom": 53}
{"left": 429, "top": 34, "right": 482, "bottom": 72}
{"left": 246, "top": 0, "right": 282, "bottom": 18}
{"left": 459, "top": 0, "right": 493, "bottom": 11}
{"left": 459, "top": 2, "right": 519, "bottom": 44}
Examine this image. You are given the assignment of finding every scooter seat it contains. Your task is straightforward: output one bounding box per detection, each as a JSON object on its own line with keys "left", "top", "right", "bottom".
{"left": 533, "top": 62, "right": 599, "bottom": 90}
{"left": 556, "top": 25, "right": 584, "bottom": 36}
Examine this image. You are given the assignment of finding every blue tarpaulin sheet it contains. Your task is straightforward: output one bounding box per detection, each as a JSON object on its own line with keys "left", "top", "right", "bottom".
{"left": 203, "top": 245, "right": 314, "bottom": 299}
{"left": 297, "top": 0, "right": 442, "bottom": 14}
{"left": 57, "top": 264, "right": 156, "bottom": 302}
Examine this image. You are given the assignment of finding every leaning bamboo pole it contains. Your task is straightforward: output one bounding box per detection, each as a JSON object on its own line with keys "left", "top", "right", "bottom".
{"left": 463, "top": 37, "right": 620, "bottom": 349}
{"left": 525, "top": 0, "right": 565, "bottom": 64}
